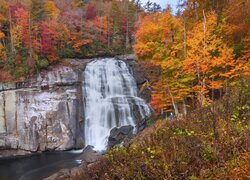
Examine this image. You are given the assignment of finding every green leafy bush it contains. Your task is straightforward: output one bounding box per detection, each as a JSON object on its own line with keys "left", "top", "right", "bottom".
{"left": 36, "top": 58, "right": 49, "bottom": 69}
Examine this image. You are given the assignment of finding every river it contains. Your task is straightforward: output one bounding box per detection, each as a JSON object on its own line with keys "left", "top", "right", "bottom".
{"left": 0, "top": 150, "right": 82, "bottom": 180}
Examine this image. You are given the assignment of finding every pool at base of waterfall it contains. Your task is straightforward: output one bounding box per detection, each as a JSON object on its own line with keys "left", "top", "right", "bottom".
{"left": 0, "top": 150, "right": 83, "bottom": 180}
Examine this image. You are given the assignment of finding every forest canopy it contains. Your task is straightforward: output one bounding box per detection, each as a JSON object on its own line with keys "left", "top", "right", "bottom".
{"left": 0, "top": 0, "right": 249, "bottom": 115}
{"left": 0, "top": 0, "right": 143, "bottom": 80}
{"left": 135, "top": 0, "right": 250, "bottom": 114}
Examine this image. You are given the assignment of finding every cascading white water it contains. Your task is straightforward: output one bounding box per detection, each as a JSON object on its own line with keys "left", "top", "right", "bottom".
{"left": 83, "top": 58, "right": 151, "bottom": 151}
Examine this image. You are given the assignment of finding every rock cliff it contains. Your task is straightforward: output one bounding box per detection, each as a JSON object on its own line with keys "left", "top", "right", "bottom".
{"left": 0, "top": 59, "right": 91, "bottom": 151}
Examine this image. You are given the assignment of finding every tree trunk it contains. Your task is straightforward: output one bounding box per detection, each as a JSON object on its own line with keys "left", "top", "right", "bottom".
{"left": 201, "top": 78, "right": 206, "bottom": 106}
{"left": 183, "top": 98, "right": 187, "bottom": 117}
{"left": 29, "top": 14, "right": 33, "bottom": 59}
{"left": 125, "top": 2, "right": 130, "bottom": 50}
{"left": 168, "top": 87, "right": 179, "bottom": 117}
{"left": 9, "top": 8, "right": 15, "bottom": 55}
{"left": 107, "top": 17, "right": 111, "bottom": 49}
{"left": 183, "top": 20, "right": 187, "bottom": 57}
{"left": 203, "top": 10, "right": 207, "bottom": 48}
{"left": 200, "top": 10, "right": 207, "bottom": 107}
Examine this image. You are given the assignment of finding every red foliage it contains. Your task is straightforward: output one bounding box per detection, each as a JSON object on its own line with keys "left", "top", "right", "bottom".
{"left": 120, "top": 17, "right": 127, "bottom": 33}
{"left": 40, "top": 21, "right": 58, "bottom": 61}
{"left": 86, "top": 4, "right": 97, "bottom": 20}
{"left": 0, "top": 71, "right": 14, "bottom": 82}
{"left": 12, "top": 6, "right": 30, "bottom": 50}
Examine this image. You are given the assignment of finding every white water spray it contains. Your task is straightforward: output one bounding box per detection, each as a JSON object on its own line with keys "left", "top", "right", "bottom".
{"left": 83, "top": 58, "right": 151, "bottom": 151}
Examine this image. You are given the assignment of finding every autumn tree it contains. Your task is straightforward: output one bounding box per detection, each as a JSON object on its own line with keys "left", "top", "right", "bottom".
{"left": 135, "top": 11, "right": 192, "bottom": 116}
{"left": 44, "top": 0, "right": 60, "bottom": 20}
{"left": 222, "top": 0, "right": 250, "bottom": 59}
{"left": 40, "top": 20, "right": 61, "bottom": 62}
{"left": 13, "top": 7, "right": 30, "bottom": 51}
{"left": 183, "top": 12, "right": 239, "bottom": 106}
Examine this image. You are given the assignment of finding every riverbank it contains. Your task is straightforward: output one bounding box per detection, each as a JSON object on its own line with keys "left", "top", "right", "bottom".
{"left": 0, "top": 149, "right": 32, "bottom": 159}
{"left": 0, "top": 149, "right": 85, "bottom": 180}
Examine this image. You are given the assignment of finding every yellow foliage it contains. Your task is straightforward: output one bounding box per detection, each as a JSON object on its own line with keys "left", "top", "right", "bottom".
{"left": 62, "top": 25, "right": 71, "bottom": 43}
{"left": 0, "top": 43, "right": 6, "bottom": 60}
{"left": 45, "top": 1, "right": 60, "bottom": 19}
{"left": 11, "top": 26, "right": 22, "bottom": 48}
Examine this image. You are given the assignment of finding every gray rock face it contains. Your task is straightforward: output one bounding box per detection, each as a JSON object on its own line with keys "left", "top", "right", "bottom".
{"left": 0, "top": 59, "right": 90, "bottom": 152}
{"left": 80, "top": 145, "right": 102, "bottom": 163}
{"left": 107, "top": 125, "right": 134, "bottom": 149}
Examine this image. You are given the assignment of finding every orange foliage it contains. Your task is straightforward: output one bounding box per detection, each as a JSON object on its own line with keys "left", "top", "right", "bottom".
{"left": 239, "top": 31, "right": 250, "bottom": 77}
{"left": 134, "top": 12, "right": 181, "bottom": 62}
{"left": 224, "top": 0, "right": 250, "bottom": 44}
{"left": 135, "top": 10, "right": 243, "bottom": 112}
{"left": 183, "top": 12, "right": 239, "bottom": 105}
{"left": 150, "top": 80, "right": 172, "bottom": 114}
{"left": 73, "top": 39, "right": 93, "bottom": 52}
{"left": 0, "top": 31, "right": 4, "bottom": 39}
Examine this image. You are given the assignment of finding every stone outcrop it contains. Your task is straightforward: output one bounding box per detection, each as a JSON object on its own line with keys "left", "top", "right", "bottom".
{"left": 0, "top": 59, "right": 91, "bottom": 152}
{"left": 107, "top": 125, "right": 134, "bottom": 149}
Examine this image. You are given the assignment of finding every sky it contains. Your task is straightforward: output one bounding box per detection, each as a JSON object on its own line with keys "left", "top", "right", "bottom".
{"left": 140, "top": 0, "right": 179, "bottom": 12}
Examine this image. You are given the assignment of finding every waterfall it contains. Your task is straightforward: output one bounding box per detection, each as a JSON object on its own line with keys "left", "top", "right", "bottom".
{"left": 83, "top": 58, "right": 151, "bottom": 151}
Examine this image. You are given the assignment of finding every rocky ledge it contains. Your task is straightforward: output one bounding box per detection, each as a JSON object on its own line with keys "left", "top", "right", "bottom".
{"left": 0, "top": 59, "right": 91, "bottom": 152}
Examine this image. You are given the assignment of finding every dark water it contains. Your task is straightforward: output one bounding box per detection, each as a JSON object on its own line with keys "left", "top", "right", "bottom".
{"left": 0, "top": 150, "right": 83, "bottom": 180}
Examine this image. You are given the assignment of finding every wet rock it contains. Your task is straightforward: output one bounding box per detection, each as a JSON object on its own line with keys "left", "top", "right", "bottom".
{"left": 43, "top": 163, "right": 87, "bottom": 180}
{"left": 107, "top": 125, "right": 134, "bottom": 149}
{"left": 80, "top": 145, "right": 102, "bottom": 163}
{"left": 116, "top": 54, "right": 138, "bottom": 61}
{"left": 132, "top": 103, "right": 151, "bottom": 132}
{"left": 0, "top": 149, "right": 31, "bottom": 158}
{"left": 43, "top": 169, "right": 71, "bottom": 180}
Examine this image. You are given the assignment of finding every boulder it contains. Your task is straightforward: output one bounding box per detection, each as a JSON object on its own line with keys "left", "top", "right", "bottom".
{"left": 44, "top": 169, "right": 71, "bottom": 180}
{"left": 79, "top": 145, "right": 102, "bottom": 164}
{"left": 107, "top": 125, "right": 134, "bottom": 149}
